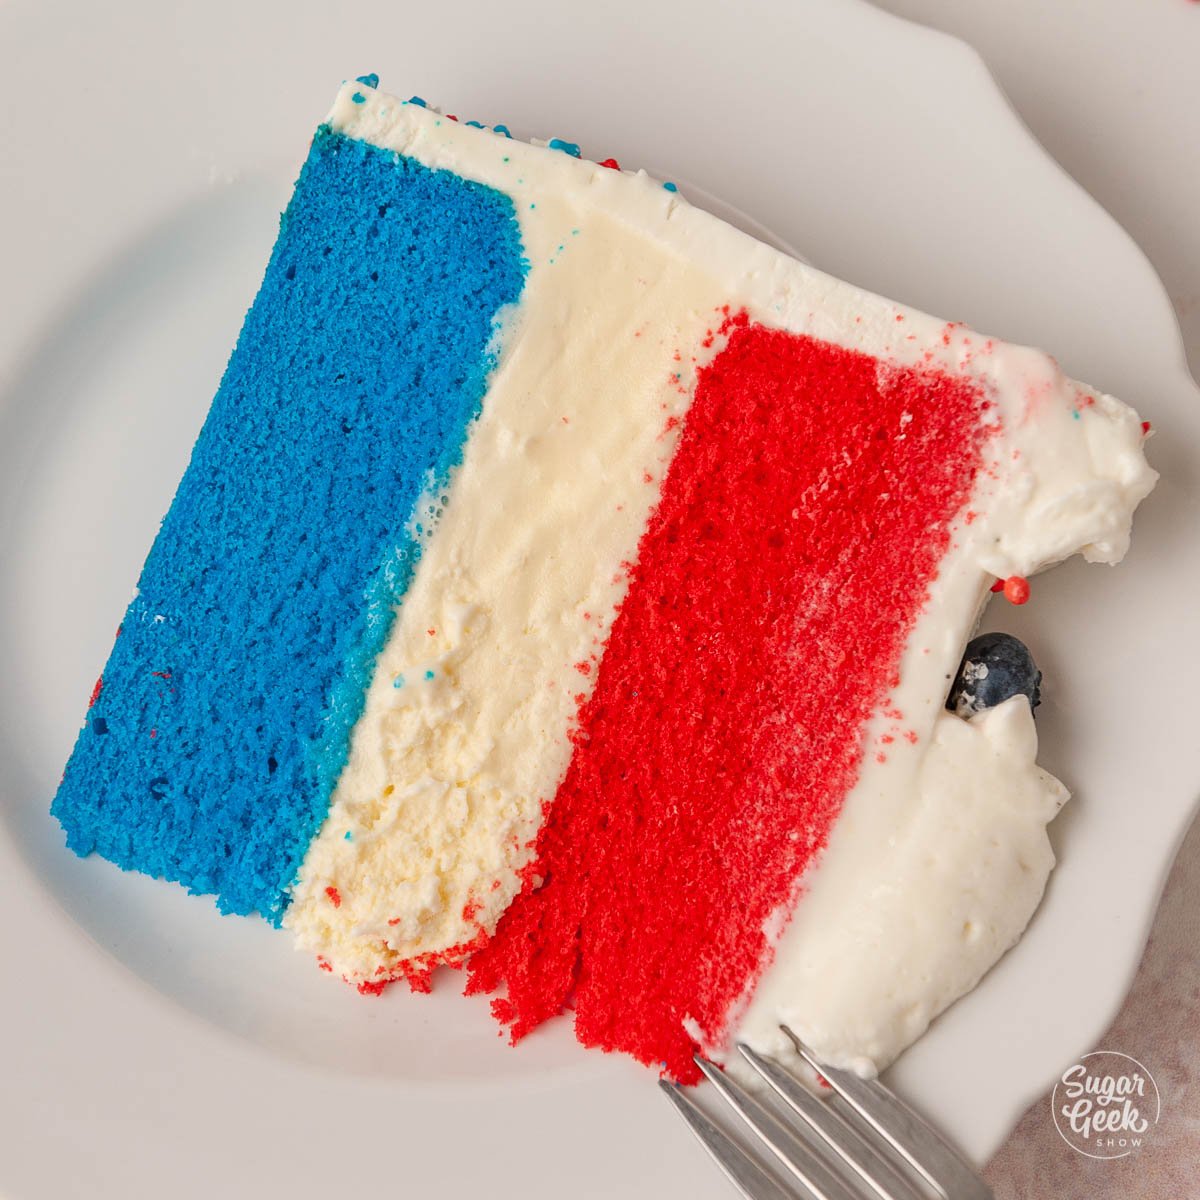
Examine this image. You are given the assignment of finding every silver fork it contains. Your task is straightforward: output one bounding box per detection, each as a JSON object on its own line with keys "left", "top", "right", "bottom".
{"left": 660, "top": 1026, "right": 994, "bottom": 1200}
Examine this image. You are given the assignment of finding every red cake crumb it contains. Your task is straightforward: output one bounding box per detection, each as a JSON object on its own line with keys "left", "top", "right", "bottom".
{"left": 467, "top": 321, "right": 990, "bottom": 1081}
{"left": 358, "top": 927, "right": 491, "bottom": 996}
{"left": 324, "top": 885, "right": 342, "bottom": 908}
{"left": 87, "top": 677, "right": 103, "bottom": 709}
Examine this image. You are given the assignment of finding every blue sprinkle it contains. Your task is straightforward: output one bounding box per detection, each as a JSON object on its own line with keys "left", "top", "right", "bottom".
{"left": 408, "top": 95, "right": 428, "bottom": 108}
{"left": 355, "top": 73, "right": 379, "bottom": 89}
{"left": 394, "top": 674, "right": 406, "bottom": 688}
{"left": 493, "top": 124, "right": 512, "bottom": 138}
{"left": 92, "top": 717, "right": 108, "bottom": 735}
{"left": 344, "top": 830, "right": 353, "bottom": 841}
{"left": 548, "top": 138, "right": 581, "bottom": 158}
{"left": 465, "top": 120, "right": 485, "bottom": 129}
{"left": 662, "top": 181, "right": 678, "bottom": 193}
{"left": 1072, "top": 409, "right": 1081, "bottom": 420}
{"left": 530, "top": 202, "right": 537, "bottom": 209}
{"left": 424, "top": 668, "right": 435, "bottom": 680}
{"left": 351, "top": 92, "right": 366, "bottom": 105}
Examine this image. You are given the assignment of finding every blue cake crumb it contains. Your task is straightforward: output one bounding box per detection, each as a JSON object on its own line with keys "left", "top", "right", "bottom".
{"left": 51, "top": 128, "right": 527, "bottom": 922}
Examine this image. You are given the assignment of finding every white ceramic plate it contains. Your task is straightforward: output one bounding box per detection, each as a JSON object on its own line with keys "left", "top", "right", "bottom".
{"left": 2, "top": 1, "right": 1198, "bottom": 1195}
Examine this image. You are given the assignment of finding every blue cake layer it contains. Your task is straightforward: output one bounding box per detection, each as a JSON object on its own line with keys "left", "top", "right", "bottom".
{"left": 52, "top": 127, "right": 527, "bottom": 921}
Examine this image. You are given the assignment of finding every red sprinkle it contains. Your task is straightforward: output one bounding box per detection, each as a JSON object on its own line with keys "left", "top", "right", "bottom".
{"left": 1141, "top": 420, "right": 1151, "bottom": 435}
{"left": 598, "top": 158, "right": 621, "bottom": 170}
{"left": 87, "top": 676, "right": 104, "bottom": 709}
{"left": 1003, "top": 575, "right": 1031, "bottom": 605}
{"left": 324, "top": 886, "right": 342, "bottom": 909}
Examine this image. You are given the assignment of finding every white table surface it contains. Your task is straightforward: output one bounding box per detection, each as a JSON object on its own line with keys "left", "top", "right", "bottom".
{"left": 869, "top": 2, "right": 1200, "bottom": 1193}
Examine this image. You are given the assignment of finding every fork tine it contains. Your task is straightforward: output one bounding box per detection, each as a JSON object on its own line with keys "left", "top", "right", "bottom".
{"left": 735, "top": 1045, "right": 926, "bottom": 1200}
{"left": 658, "top": 1080, "right": 801, "bottom": 1200}
{"left": 691, "top": 1056, "right": 862, "bottom": 1200}
{"left": 784, "top": 1029, "right": 994, "bottom": 1200}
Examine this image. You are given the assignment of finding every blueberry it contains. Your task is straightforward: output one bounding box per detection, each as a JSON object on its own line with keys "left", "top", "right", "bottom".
{"left": 946, "top": 632, "right": 1041, "bottom": 718}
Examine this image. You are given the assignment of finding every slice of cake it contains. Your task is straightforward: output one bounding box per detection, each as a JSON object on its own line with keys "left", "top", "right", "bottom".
{"left": 52, "top": 77, "right": 1156, "bottom": 1082}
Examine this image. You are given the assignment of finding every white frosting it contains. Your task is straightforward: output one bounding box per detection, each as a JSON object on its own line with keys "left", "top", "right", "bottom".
{"left": 288, "top": 84, "right": 1155, "bottom": 1069}
{"left": 733, "top": 700, "right": 1066, "bottom": 1077}
{"left": 729, "top": 358, "right": 1156, "bottom": 1077}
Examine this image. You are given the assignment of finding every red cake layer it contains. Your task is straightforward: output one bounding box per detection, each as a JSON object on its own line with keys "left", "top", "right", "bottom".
{"left": 467, "top": 317, "right": 992, "bottom": 1081}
